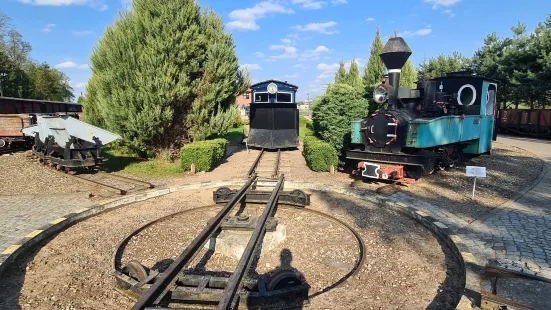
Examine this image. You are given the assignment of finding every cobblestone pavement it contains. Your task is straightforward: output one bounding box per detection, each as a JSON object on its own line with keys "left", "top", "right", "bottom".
{"left": 0, "top": 193, "right": 95, "bottom": 254}
{"left": 392, "top": 135, "right": 551, "bottom": 280}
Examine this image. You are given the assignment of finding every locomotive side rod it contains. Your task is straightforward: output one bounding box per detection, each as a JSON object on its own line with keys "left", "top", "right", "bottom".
{"left": 217, "top": 174, "right": 285, "bottom": 310}
{"left": 131, "top": 175, "right": 258, "bottom": 310}
{"left": 248, "top": 149, "right": 264, "bottom": 178}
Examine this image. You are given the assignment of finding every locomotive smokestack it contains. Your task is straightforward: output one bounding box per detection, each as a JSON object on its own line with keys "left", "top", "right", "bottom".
{"left": 379, "top": 37, "right": 412, "bottom": 110}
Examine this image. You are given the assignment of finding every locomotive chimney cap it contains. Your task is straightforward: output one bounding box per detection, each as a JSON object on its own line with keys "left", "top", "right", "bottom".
{"left": 380, "top": 37, "right": 412, "bottom": 70}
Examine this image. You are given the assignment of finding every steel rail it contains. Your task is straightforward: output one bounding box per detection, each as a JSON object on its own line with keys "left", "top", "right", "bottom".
{"left": 217, "top": 174, "right": 285, "bottom": 310}
{"left": 247, "top": 149, "right": 264, "bottom": 178}
{"left": 271, "top": 149, "right": 281, "bottom": 179}
{"left": 44, "top": 164, "right": 127, "bottom": 195}
{"left": 131, "top": 175, "right": 258, "bottom": 310}
{"left": 97, "top": 171, "right": 154, "bottom": 189}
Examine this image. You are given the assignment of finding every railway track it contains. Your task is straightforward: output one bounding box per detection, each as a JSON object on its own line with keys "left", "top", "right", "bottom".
{"left": 113, "top": 168, "right": 363, "bottom": 310}
{"left": 247, "top": 148, "right": 281, "bottom": 179}
{"left": 25, "top": 153, "right": 153, "bottom": 196}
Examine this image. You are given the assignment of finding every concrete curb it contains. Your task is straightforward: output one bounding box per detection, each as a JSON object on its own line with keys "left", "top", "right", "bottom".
{"left": 0, "top": 179, "right": 480, "bottom": 309}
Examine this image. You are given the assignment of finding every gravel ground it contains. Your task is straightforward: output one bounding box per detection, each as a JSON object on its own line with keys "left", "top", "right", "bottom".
{"left": 0, "top": 152, "right": 152, "bottom": 198}
{"left": 169, "top": 142, "right": 541, "bottom": 224}
{"left": 397, "top": 142, "right": 542, "bottom": 223}
{"left": 0, "top": 152, "right": 94, "bottom": 196}
{"left": 0, "top": 190, "right": 463, "bottom": 310}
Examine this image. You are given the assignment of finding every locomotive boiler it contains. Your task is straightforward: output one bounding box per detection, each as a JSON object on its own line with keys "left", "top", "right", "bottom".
{"left": 347, "top": 37, "right": 498, "bottom": 181}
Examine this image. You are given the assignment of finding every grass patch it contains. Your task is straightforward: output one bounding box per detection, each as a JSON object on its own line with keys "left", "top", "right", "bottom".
{"left": 299, "top": 116, "right": 314, "bottom": 142}
{"left": 213, "top": 125, "right": 244, "bottom": 142}
{"left": 101, "top": 147, "right": 183, "bottom": 179}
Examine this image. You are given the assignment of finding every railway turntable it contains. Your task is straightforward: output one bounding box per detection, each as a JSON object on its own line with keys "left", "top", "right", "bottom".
{"left": 114, "top": 174, "right": 317, "bottom": 309}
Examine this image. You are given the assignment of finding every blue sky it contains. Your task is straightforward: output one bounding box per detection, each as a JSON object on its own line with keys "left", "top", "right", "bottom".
{"left": 2, "top": 0, "right": 551, "bottom": 101}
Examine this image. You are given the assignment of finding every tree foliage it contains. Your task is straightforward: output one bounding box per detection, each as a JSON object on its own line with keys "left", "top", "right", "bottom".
{"left": 362, "top": 26, "right": 385, "bottom": 88}
{"left": 400, "top": 59, "right": 417, "bottom": 88}
{"left": 471, "top": 17, "right": 551, "bottom": 108}
{"left": 84, "top": 0, "right": 247, "bottom": 156}
{"left": 334, "top": 58, "right": 348, "bottom": 84}
{"left": 0, "top": 11, "right": 72, "bottom": 101}
{"left": 417, "top": 52, "right": 471, "bottom": 79}
{"left": 347, "top": 57, "right": 362, "bottom": 88}
{"left": 312, "top": 83, "right": 369, "bottom": 157}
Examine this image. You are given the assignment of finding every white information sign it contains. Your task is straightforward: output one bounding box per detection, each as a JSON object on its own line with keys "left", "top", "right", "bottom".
{"left": 466, "top": 166, "right": 487, "bottom": 200}
{"left": 466, "top": 166, "right": 487, "bottom": 178}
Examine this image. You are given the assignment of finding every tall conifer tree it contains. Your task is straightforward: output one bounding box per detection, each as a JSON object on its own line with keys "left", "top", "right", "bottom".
{"left": 85, "top": 0, "right": 247, "bottom": 156}
{"left": 400, "top": 59, "right": 417, "bottom": 88}
{"left": 334, "top": 58, "right": 348, "bottom": 84}
{"left": 362, "top": 27, "right": 385, "bottom": 88}
{"left": 347, "top": 57, "right": 362, "bottom": 89}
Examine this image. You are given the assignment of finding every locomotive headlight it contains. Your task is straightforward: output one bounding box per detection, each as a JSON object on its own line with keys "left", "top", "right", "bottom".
{"left": 373, "top": 84, "right": 392, "bottom": 104}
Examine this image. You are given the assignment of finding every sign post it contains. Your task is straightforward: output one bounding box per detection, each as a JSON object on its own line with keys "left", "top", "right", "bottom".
{"left": 466, "top": 166, "right": 487, "bottom": 200}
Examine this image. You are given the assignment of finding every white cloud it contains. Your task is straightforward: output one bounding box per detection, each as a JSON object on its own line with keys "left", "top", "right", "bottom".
{"left": 54, "top": 61, "right": 90, "bottom": 70}
{"left": 443, "top": 9, "right": 456, "bottom": 17}
{"left": 292, "top": 21, "right": 338, "bottom": 35}
{"left": 240, "top": 64, "right": 262, "bottom": 71}
{"left": 332, "top": 0, "right": 347, "bottom": 4}
{"left": 299, "top": 45, "right": 331, "bottom": 61}
{"left": 399, "top": 25, "right": 432, "bottom": 37}
{"left": 255, "top": 52, "right": 265, "bottom": 58}
{"left": 269, "top": 45, "right": 298, "bottom": 59}
{"left": 366, "top": 17, "right": 375, "bottom": 22}
{"left": 317, "top": 63, "right": 339, "bottom": 71}
{"left": 18, "top": 0, "right": 108, "bottom": 11}
{"left": 283, "top": 74, "right": 300, "bottom": 79}
{"left": 281, "top": 38, "right": 293, "bottom": 44}
{"left": 316, "top": 62, "right": 339, "bottom": 79}
{"left": 41, "top": 23, "right": 56, "bottom": 33}
{"left": 227, "top": 1, "right": 293, "bottom": 31}
{"left": 72, "top": 30, "right": 93, "bottom": 36}
{"left": 423, "top": 0, "right": 461, "bottom": 9}
{"left": 294, "top": 64, "right": 311, "bottom": 70}
{"left": 292, "top": 0, "right": 325, "bottom": 10}
{"left": 72, "top": 82, "right": 87, "bottom": 89}
{"left": 316, "top": 72, "right": 334, "bottom": 79}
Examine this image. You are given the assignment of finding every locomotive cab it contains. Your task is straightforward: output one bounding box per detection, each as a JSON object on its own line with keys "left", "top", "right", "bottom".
{"left": 247, "top": 80, "right": 300, "bottom": 149}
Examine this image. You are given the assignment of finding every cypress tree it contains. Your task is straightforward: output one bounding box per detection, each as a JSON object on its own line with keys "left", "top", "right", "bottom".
{"left": 362, "top": 27, "right": 385, "bottom": 88}
{"left": 85, "top": 0, "right": 246, "bottom": 156}
{"left": 400, "top": 59, "right": 417, "bottom": 88}
{"left": 347, "top": 56, "right": 362, "bottom": 89}
{"left": 334, "top": 58, "right": 348, "bottom": 84}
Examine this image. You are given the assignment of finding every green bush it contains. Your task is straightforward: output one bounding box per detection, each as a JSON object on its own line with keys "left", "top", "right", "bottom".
{"left": 312, "top": 83, "right": 369, "bottom": 157}
{"left": 302, "top": 136, "right": 338, "bottom": 172}
{"left": 180, "top": 138, "right": 227, "bottom": 172}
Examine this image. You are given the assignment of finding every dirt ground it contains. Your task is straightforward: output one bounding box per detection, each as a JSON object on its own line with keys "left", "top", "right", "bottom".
{"left": 0, "top": 190, "right": 463, "bottom": 310}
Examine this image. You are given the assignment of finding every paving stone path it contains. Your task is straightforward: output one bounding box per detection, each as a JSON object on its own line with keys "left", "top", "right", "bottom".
{"left": 391, "top": 136, "right": 551, "bottom": 280}
{"left": 0, "top": 193, "right": 95, "bottom": 254}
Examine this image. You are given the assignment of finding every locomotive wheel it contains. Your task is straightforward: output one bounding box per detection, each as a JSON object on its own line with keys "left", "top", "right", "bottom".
{"left": 266, "top": 270, "right": 303, "bottom": 291}
{"left": 214, "top": 187, "right": 233, "bottom": 200}
{"left": 405, "top": 167, "right": 423, "bottom": 180}
{"left": 122, "top": 260, "right": 149, "bottom": 282}
{"left": 289, "top": 189, "right": 308, "bottom": 206}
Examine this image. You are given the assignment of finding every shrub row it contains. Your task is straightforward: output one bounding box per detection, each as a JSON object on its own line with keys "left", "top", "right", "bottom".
{"left": 180, "top": 138, "right": 227, "bottom": 172}
{"left": 302, "top": 136, "right": 338, "bottom": 172}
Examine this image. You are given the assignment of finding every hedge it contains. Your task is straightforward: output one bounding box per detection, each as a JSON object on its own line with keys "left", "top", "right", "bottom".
{"left": 302, "top": 136, "right": 338, "bottom": 172}
{"left": 180, "top": 138, "right": 228, "bottom": 172}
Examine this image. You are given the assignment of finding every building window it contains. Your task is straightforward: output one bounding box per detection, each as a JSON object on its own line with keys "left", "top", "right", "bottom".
{"left": 243, "top": 93, "right": 249, "bottom": 99}
{"left": 276, "top": 92, "right": 292, "bottom": 103}
{"left": 255, "top": 93, "right": 269, "bottom": 103}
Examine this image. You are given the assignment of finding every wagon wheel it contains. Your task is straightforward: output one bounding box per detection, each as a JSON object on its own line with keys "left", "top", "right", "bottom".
{"left": 289, "top": 189, "right": 307, "bottom": 206}
{"left": 122, "top": 260, "right": 149, "bottom": 282}
{"left": 214, "top": 187, "right": 233, "bottom": 201}
{"left": 266, "top": 270, "right": 304, "bottom": 291}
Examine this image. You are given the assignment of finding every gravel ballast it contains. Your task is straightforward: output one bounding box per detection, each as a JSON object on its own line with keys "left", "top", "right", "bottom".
{"left": 0, "top": 189, "right": 463, "bottom": 310}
